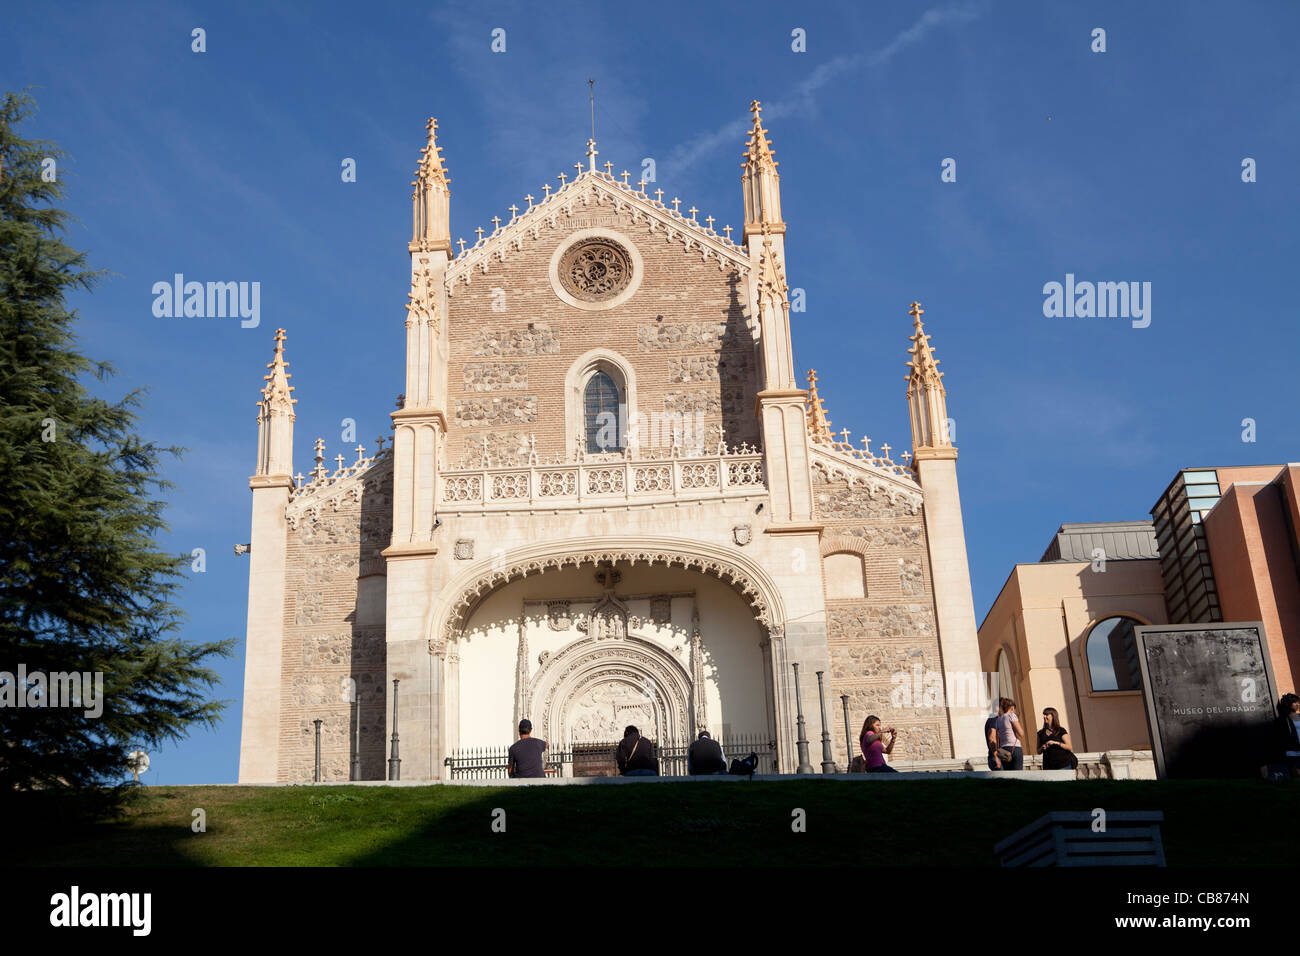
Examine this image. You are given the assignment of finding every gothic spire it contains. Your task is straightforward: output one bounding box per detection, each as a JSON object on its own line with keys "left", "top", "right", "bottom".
{"left": 411, "top": 117, "right": 451, "bottom": 253}
{"left": 742, "top": 100, "right": 784, "bottom": 240}
{"left": 260, "top": 327, "right": 295, "bottom": 413}
{"left": 905, "top": 302, "right": 952, "bottom": 453}
{"left": 255, "top": 328, "right": 296, "bottom": 477}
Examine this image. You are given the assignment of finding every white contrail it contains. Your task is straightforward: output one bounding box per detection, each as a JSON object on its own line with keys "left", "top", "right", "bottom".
{"left": 664, "top": 2, "right": 986, "bottom": 174}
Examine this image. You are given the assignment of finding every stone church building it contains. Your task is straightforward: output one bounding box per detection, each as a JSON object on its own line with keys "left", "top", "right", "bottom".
{"left": 238, "top": 103, "right": 987, "bottom": 782}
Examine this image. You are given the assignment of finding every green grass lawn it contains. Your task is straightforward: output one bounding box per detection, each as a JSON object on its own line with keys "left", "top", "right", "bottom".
{"left": 9, "top": 778, "right": 1298, "bottom": 867}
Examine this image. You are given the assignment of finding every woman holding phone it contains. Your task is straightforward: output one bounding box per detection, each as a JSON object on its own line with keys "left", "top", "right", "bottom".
{"left": 860, "top": 715, "right": 899, "bottom": 773}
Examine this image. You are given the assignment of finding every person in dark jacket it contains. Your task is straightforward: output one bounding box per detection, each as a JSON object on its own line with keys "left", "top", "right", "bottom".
{"left": 1275, "top": 693, "right": 1300, "bottom": 775}
{"left": 687, "top": 730, "right": 727, "bottom": 775}
{"left": 616, "top": 725, "right": 659, "bottom": 776}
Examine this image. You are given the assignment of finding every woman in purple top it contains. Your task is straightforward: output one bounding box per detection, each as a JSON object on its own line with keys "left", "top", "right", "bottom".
{"left": 859, "top": 715, "right": 899, "bottom": 773}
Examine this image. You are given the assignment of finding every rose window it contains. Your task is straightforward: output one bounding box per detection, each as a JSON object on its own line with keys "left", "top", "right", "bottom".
{"left": 559, "top": 239, "right": 633, "bottom": 301}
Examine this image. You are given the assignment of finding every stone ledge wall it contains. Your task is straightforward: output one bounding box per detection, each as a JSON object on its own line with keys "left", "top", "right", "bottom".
{"left": 279, "top": 470, "right": 393, "bottom": 782}
{"left": 815, "top": 471, "right": 951, "bottom": 765}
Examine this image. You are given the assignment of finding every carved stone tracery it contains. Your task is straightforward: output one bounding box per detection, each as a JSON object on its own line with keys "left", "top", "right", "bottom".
{"left": 528, "top": 633, "right": 693, "bottom": 745}
{"left": 431, "top": 545, "right": 782, "bottom": 650}
{"left": 559, "top": 238, "right": 633, "bottom": 301}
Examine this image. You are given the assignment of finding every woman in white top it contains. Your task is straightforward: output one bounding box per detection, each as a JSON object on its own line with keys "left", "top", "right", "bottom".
{"left": 988, "top": 697, "right": 1024, "bottom": 770}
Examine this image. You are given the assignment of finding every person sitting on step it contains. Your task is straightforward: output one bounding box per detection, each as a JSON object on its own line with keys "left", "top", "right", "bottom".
{"left": 616, "top": 725, "right": 659, "bottom": 777}
{"left": 687, "top": 729, "right": 727, "bottom": 775}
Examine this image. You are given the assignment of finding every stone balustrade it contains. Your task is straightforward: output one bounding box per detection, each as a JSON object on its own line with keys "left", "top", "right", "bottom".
{"left": 888, "top": 749, "right": 1156, "bottom": 780}
{"left": 438, "top": 450, "right": 766, "bottom": 511}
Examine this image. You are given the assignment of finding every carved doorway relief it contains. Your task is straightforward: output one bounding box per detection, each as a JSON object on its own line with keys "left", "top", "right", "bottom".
{"left": 529, "top": 633, "right": 693, "bottom": 745}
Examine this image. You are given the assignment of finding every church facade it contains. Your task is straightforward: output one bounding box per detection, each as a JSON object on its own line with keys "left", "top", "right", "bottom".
{"left": 237, "top": 103, "right": 987, "bottom": 782}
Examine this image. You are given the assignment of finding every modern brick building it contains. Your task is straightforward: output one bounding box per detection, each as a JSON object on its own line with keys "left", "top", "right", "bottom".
{"left": 979, "top": 464, "right": 1300, "bottom": 755}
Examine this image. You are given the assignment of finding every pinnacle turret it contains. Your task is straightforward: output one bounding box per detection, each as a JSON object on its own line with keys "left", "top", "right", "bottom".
{"left": 255, "top": 328, "right": 296, "bottom": 477}
{"left": 411, "top": 117, "right": 451, "bottom": 253}
{"left": 742, "top": 100, "right": 784, "bottom": 240}
{"left": 905, "top": 302, "right": 953, "bottom": 453}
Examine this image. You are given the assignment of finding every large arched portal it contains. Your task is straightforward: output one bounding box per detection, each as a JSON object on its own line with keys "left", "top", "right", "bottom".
{"left": 438, "top": 545, "right": 786, "bottom": 759}
{"left": 530, "top": 633, "right": 692, "bottom": 744}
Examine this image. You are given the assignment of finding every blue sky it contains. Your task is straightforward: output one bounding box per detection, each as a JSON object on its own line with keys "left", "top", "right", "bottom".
{"left": 4, "top": 0, "right": 1298, "bottom": 784}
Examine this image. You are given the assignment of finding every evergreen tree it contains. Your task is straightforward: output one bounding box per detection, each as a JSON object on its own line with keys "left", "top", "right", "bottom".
{"left": 0, "top": 91, "right": 233, "bottom": 793}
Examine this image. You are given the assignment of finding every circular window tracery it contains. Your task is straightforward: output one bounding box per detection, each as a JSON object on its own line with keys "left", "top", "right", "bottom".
{"left": 559, "top": 239, "right": 633, "bottom": 301}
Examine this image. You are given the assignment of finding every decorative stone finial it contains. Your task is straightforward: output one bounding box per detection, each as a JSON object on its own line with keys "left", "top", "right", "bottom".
{"left": 805, "top": 369, "right": 834, "bottom": 446}
{"left": 311, "top": 437, "right": 327, "bottom": 479}
{"left": 259, "top": 327, "right": 295, "bottom": 414}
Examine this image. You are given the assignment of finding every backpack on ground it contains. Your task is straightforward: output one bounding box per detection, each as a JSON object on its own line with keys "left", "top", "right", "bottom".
{"left": 728, "top": 752, "right": 759, "bottom": 776}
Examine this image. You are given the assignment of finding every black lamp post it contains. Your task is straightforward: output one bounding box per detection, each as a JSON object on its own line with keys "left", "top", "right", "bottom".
{"left": 387, "top": 679, "right": 401, "bottom": 781}
{"left": 841, "top": 694, "right": 853, "bottom": 771}
{"left": 312, "top": 718, "right": 323, "bottom": 783}
{"left": 792, "top": 663, "right": 814, "bottom": 774}
{"left": 816, "top": 670, "right": 836, "bottom": 773}
{"left": 350, "top": 691, "right": 362, "bottom": 781}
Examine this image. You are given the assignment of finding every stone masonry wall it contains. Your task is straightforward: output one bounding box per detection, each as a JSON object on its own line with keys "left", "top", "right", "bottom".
{"left": 279, "top": 465, "right": 392, "bottom": 782}
{"left": 815, "top": 470, "right": 951, "bottom": 765}
{"left": 444, "top": 189, "right": 761, "bottom": 467}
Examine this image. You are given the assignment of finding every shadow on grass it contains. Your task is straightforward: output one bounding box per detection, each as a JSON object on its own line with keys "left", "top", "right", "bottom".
{"left": 7, "top": 779, "right": 1299, "bottom": 867}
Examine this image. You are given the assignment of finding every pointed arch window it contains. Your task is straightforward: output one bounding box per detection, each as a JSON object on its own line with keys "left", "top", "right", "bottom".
{"left": 584, "top": 371, "right": 623, "bottom": 453}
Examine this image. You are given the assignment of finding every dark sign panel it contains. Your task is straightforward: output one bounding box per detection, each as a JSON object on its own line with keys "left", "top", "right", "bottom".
{"left": 1133, "top": 623, "right": 1278, "bottom": 778}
